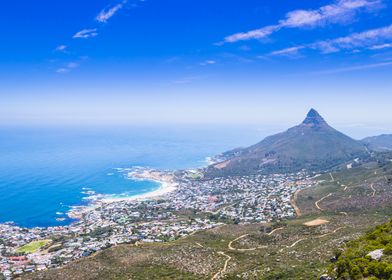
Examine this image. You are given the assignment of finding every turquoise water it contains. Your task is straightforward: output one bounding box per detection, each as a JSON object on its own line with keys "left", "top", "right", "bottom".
{"left": 0, "top": 125, "right": 266, "bottom": 228}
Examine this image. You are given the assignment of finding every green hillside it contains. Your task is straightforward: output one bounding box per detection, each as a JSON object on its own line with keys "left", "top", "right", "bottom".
{"left": 327, "top": 219, "right": 392, "bottom": 280}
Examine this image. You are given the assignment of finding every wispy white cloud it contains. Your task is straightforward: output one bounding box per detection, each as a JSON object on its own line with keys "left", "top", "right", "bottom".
{"left": 96, "top": 0, "right": 128, "bottom": 23}
{"left": 270, "top": 24, "right": 392, "bottom": 55}
{"left": 171, "top": 76, "right": 204, "bottom": 85}
{"left": 56, "top": 62, "right": 80, "bottom": 74}
{"left": 313, "top": 24, "right": 392, "bottom": 53}
{"left": 56, "top": 68, "right": 70, "bottom": 74}
{"left": 73, "top": 29, "right": 98, "bottom": 39}
{"left": 55, "top": 1, "right": 144, "bottom": 72}
{"left": 225, "top": 26, "right": 279, "bottom": 43}
{"left": 224, "top": 0, "right": 382, "bottom": 43}
{"left": 315, "top": 25, "right": 392, "bottom": 51}
{"left": 369, "top": 43, "right": 392, "bottom": 50}
{"left": 55, "top": 45, "right": 67, "bottom": 52}
{"left": 270, "top": 46, "right": 305, "bottom": 56}
{"left": 67, "top": 62, "right": 79, "bottom": 69}
{"left": 310, "top": 60, "right": 392, "bottom": 75}
{"left": 200, "top": 60, "right": 217, "bottom": 66}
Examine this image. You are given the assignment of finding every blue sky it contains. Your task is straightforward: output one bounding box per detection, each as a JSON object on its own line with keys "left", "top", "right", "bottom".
{"left": 1, "top": 0, "right": 392, "bottom": 135}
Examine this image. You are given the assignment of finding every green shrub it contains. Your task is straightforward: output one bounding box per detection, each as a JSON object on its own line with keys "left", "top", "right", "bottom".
{"left": 329, "top": 219, "right": 392, "bottom": 279}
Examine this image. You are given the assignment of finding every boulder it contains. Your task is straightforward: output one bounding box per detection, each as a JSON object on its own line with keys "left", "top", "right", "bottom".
{"left": 367, "top": 249, "right": 384, "bottom": 260}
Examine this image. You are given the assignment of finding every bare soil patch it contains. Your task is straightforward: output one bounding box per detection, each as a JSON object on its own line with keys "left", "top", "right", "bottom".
{"left": 304, "top": 218, "right": 329, "bottom": 227}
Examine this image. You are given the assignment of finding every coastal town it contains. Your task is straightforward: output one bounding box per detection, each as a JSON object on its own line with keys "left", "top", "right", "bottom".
{"left": 0, "top": 168, "right": 313, "bottom": 279}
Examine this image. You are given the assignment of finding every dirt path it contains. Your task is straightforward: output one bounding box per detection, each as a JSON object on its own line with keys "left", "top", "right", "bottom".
{"left": 228, "top": 227, "right": 284, "bottom": 252}
{"left": 291, "top": 189, "right": 302, "bottom": 217}
{"left": 211, "top": 252, "right": 232, "bottom": 280}
{"left": 315, "top": 193, "right": 332, "bottom": 211}
{"left": 268, "top": 227, "right": 284, "bottom": 236}
{"left": 228, "top": 234, "right": 249, "bottom": 251}
{"left": 370, "top": 184, "right": 376, "bottom": 197}
{"left": 329, "top": 173, "right": 335, "bottom": 182}
{"left": 288, "top": 238, "right": 306, "bottom": 248}
{"left": 341, "top": 182, "right": 353, "bottom": 192}
{"left": 316, "top": 227, "right": 345, "bottom": 238}
{"left": 228, "top": 234, "right": 266, "bottom": 252}
{"left": 280, "top": 226, "right": 345, "bottom": 252}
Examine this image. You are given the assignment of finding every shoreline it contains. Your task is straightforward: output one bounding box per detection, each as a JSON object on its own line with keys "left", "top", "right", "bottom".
{"left": 100, "top": 179, "right": 178, "bottom": 203}
{"left": 102, "top": 168, "right": 178, "bottom": 202}
{"left": 74, "top": 158, "right": 213, "bottom": 211}
{"left": 67, "top": 168, "right": 178, "bottom": 219}
{"left": 3, "top": 161, "right": 206, "bottom": 228}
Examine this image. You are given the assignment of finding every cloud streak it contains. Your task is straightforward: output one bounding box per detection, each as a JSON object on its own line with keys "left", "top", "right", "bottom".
{"left": 310, "top": 60, "right": 392, "bottom": 75}
{"left": 73, "top": 29, "right": 98, "bottom": 39}
{"left": 315, "top": 24, "right": 392, "bottom": 53}
{"left": 56, "top": 62, "right": 80, "bottom": 74}
{"left": 369, "top": 43, "right": 392, "bottom": 50}
{"left": 96, "top": 0, "right": 128, "bottom": 23}
{"left": 270, "top": 24, "right": 392, "bottom": 55}
{"left": 56, "top": 68, "right": 70, "bottom": 74}
{"left": 55, "top": 45, "right": 67, "bottom": 52}
{"left": 270, "top": 46, "right": 305, "bottom": 57}
{"left": 54, "top": 1, "right": 146, "bottom": 73}
{"left": 200, "top": 60, "right": 217, "bottom": 66}
{"left": 224, "top": 0, "right": 382, "bottom": 43}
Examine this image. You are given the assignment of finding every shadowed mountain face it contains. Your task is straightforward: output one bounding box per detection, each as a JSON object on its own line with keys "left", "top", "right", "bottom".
{"left": 206, "top": 109, "right": 367, "bottom": 176}
{"left": 302, "top": 108, "right": 328, "bottom": 126}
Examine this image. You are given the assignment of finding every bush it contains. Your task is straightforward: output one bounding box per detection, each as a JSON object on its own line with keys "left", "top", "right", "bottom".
{"left": 384, "top": 243, "right": 392, "bottom": 255}
{"left": 329, "top": 219, "right": 392, "bottom": 279}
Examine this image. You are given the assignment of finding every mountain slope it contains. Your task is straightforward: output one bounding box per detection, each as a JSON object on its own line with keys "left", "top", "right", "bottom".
{"left": 326, "top": 219, "right": 392, "bottom": 280}
{"left": 206, "top": 109, "right": 367, "bottom": 176}
{"left": 362, "top": 134, "right": 392, "bottom": 151}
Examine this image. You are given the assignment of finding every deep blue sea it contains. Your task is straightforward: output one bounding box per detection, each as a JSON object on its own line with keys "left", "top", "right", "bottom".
{"left": 0, "top": 125, "right": 270, "bottom": 228}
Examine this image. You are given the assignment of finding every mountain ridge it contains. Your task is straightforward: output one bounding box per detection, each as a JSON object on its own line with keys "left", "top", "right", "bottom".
{"left": 206, "top": 109, "right": 368, "bottom": 177}
{"left": 362, "top": 134, "right": 392, "bottom": 152}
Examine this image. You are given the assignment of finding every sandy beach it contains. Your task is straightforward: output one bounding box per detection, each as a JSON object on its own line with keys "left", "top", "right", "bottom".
{"left": 67, "top": 168, "right": 178, "bottom": 219}
{"left": 100, "top": 169, "right": 178, "bottom": 203}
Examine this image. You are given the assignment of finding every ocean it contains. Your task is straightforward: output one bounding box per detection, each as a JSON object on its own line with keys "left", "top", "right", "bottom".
{"left": 0, "top": 125, "right": 267, "bottom": 228}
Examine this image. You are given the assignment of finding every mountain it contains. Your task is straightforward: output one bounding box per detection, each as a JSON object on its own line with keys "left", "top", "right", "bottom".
{"left": 206, "top": 109, "right": 367, "bottom": 176}
{"left": 362, "top": 134, "right": 392, "bottom": 152}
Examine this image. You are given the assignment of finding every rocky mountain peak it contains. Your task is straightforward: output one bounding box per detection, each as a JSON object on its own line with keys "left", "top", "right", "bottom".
{"left": 302, "top": 108, "right": 328, "bottom": 126}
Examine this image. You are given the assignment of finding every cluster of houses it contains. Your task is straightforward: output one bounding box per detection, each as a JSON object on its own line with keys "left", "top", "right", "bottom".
{"left": 170, "top": 171, "right": 312, "bottom": 222}
{"left": 1, "top": 170, "right": 312, "bottom": 279}
{"left": 0, "top": 206, "right": 221, "bottom": 279}
{"left": 0, "top": 223, "right": 69, "bottom": 278}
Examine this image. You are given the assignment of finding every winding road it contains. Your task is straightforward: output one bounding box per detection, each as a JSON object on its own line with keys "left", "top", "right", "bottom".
{"left": 211, "top": 252, "right": 232, "bottom": 280}
{"left": 370, "top": 183, "right": 376, "bottom": 197}
{"left": 213, "top": 227, "right": 285, "bottom": 279}
{"left": 315, "top": 193, "right": 332, "bottom": 211}
{"left": 279, "top": 226, "right": 346, "bottom": 252}
{"left": 228, "top": 227, "right": 284, "bottom": 252}
{"left": 291, "top": 189, "right": 302, "bottom": 217}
